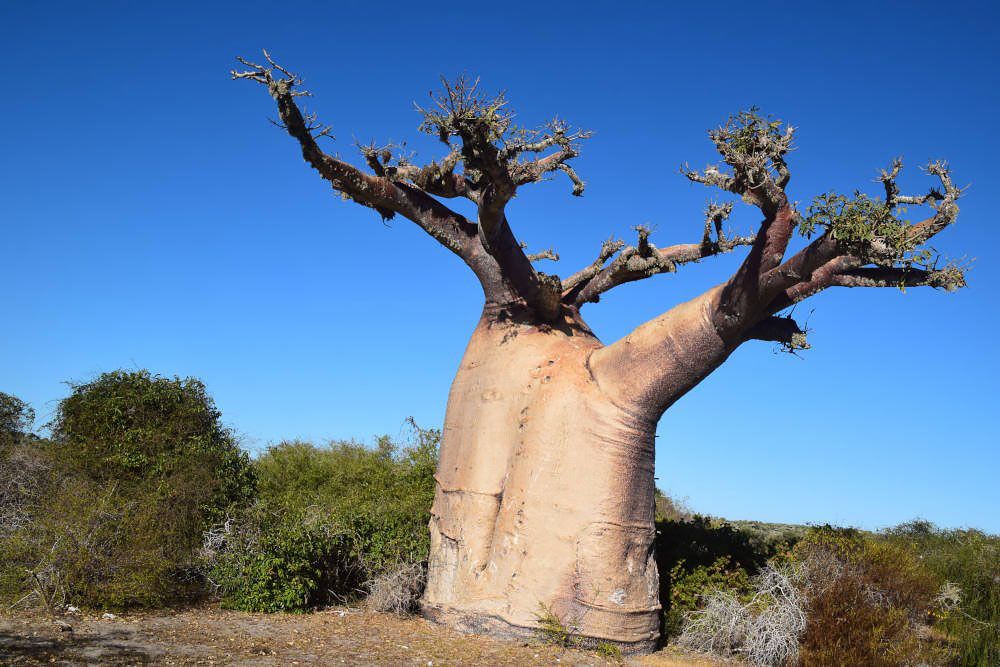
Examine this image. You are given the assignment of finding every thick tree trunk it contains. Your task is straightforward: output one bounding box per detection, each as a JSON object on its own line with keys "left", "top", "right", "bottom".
{"left": 420, "top": 291, "right": 733, "bottom": 652}
{"left": 419, "top": 308, "right": 663, "bottom": 652}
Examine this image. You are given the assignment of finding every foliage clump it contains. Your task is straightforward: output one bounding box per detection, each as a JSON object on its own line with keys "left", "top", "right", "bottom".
{"left": 667, "top": 521, "right": 999, "bottom": 666}
{"left": 0, "top": 392, "right": 34, "bottom": 450}
{"left": 49, "top": 370, "right": 256, "bottom": 522}
{"left": 203, "top": 420, "right": 438, "bottom": 613}
{"left": 883, "top": 520, "right": 1000, "bottom": 666}
{"left": 0, "top": 371, "right": 255, "bottom": 610}
{"left": 801, "top": 192, "right": 924, "bottom": 264}
{"left": 791, "top": 526, "right": 942, "bottom": 667}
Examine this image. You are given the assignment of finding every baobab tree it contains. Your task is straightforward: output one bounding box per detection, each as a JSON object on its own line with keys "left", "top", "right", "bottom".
{"left": 233, "top": 52, "right": 965, "bottom": 651}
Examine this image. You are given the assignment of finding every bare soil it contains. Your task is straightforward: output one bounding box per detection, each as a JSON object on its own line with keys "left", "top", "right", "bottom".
{"left": 0, "top": 605, "right": 724, "bottom": 666}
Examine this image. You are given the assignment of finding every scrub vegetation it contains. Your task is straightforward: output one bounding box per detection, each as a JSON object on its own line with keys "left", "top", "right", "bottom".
{"left": 2, "top": 378, "right": 998, "bottom": 665}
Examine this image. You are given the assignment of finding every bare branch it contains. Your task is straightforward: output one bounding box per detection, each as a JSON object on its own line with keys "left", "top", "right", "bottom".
{"left": 744, "top": 315, "right": 810, "bottom": 352}
{"left": 561, "top": 238, "right": 626, "bottom": 295}
{"left": 909, "top": 160, "right": 964, "bottom": 244}
{"left": 878, "top": 157, "right": 948, "bottom": 208}
{"left": 566, "top": 218, "right": 755, "bottom": 307}
{"left": 828, "top": 265, "right": 967, "bottom": 291}
{"left": 526, "top": 248, "right": 560, "bottom": 263}
{"left": 703, "top": 201, "right": 734, "bottom": 246}
{"left": 232, "top": 52, "right": 485, "bottom": 271}
{"left": 684, "top": 163, "right": 739, "bottom": 196}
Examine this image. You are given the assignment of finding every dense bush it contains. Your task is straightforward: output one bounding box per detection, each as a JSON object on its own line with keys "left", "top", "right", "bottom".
{"left": 678, "top": 562, "right": 807, "bottom": 666}
{"left": 0, "top": 393, "right": 44, "bottom": 540}
{"left": 791, "top": 526, "right": 942, "bottom": 667}
{"left": 0, "top": 391, "right": 34, "bottom": 451}
{"left": 883, "top": 521, "right": 1000, "bottom": 666}
{"left": 204, "top": 506, "right": 358, "bottom": 613}
{"left": 49, "top": 370, "right": 256, "bottom": 523}
{"left": 204, "top": 420, "right": 438, "bottom": 613}
{"left": 0, "top": 371, "right": 256, "bottom": 610}
{"left": 664, "top": 556, "right": 752, "bottom": 638}
{"left": 655, "top": 511, "right": 796, "bottom": 640}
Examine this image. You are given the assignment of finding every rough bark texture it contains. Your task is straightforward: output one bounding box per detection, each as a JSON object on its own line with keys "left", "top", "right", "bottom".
{"left": 234, "top": 55, "right": 966, "bottom": 652}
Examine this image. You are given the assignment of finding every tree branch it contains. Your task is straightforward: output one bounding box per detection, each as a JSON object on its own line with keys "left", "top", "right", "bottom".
{"left": 232, "top": 52, "right": 480, "bottom": 261}
{"left": 827, "top": 266, "right": 966, "bottom": 291}
{"left": 564, "top": 204, "right": 755, "bottom": 307}
{"left": 414, "top": 75, "right": 596, "bottom": 320}
{"left": 525, "top": 248, "right": 560, "bottom": 263}
{"left": 744, "top": 315, "right": 809, "bottom": 351}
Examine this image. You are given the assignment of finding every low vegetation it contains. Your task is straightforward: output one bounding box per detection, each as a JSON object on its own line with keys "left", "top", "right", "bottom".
{"left": 2, "top": 376, "right": 998, "bottom": 665}
{"left": 203, "top": 425, "right": 437, "bottom": 613}
{"left": 1, "top": 374, "right": 254, "bottom": 610}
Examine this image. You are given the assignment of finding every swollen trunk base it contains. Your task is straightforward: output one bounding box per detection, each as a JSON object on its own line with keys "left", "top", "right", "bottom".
{"left": 419, "top": 314, "right": 662, "bottom": 651}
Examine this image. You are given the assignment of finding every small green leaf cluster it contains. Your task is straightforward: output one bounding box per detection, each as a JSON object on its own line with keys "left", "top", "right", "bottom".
{"left": 534, "top": 603, "right": 577, "bottom": 648}
{"left": 801, "top": 191, "right": 928, "bottom": 264}
{"left": 714, "top": 107, "right": 788, "bottom": 160}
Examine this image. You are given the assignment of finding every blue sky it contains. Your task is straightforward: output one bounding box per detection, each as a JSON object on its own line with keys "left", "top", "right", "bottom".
{"left": 2, "top": 1, "right": 997, "bottom": 532}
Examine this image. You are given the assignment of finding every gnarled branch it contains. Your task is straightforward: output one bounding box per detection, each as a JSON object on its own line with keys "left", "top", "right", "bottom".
{"left": 563, "top": 204, "right": 755, "bottom": 307}
{"left": 232, "top": 52, "right": 479, "bottom": 260}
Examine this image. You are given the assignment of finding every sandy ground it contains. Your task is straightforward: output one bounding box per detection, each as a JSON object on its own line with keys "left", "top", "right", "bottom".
{"left": 0, "top": 606, "right": 725, "bottom": 666}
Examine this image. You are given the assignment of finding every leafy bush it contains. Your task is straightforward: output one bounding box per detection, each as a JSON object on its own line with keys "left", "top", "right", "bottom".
{"left": 49, "top": 370, "right": 256, "bottom": 523}
{"left": 2, "top": 474, "right": 213, "bottom": 609}
{"left": 654, "top": 488, "right": 692, "bottom": 523}
{"left": 0, "top": 371, "right": 256, "bottom": 610}
{"left": 204, "top": 420, "right": 439, "bottom": 613}
{"left": 664, "top": 557, "right": 752, "bottom": 638}
{"left": 883, "top": 520, "right": 1000, "bottom": 666}
{"left": 791, "top": 526, "right": 942, "bottom": 667}
{"left": 205, "top": 507, "right": 357, "bottom": 613}
{"left": 656, "top": 513, "right": 794, "bottom": 640}
{"left": 0, "top": 391, "right": 34, "bottom": 451}
{"left": 0, "top": 393, "right": 46, "bottom": 540}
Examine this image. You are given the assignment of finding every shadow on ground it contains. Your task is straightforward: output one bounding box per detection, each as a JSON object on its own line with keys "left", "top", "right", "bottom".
{"left": 0, "top": 627, "right": 158, "bottom": 665}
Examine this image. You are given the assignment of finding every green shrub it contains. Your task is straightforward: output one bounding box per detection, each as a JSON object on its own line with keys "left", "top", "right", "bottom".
{"left": 883, "top": 520, "right": 1000, "bottom": 666}
{"left": 664, "top": 556, "right": 752, "bottom": 638}
{"left": 1, "top": 394, "right": 46, "bottom": 543}
{"left": 207, "top": 507, "right": 357, "bottom": 613}
{"left": 205, "top": 420, "right": 439, "bottom": 612}
{"left": 0, "top": 371, "right": 255, "bottom": 610}
{"left": 792, "top": 526, "right": 942, "bottom": 667}
{"left": 653, "top": 488, "right": 691, "bottom": 523}
{"left": 0, "top": 391, "right": 34, "bottom": 451}
{"left": 655, "top": 513, "right": 791, "bottom": 638}
{"left": 2, "top": 474, "right": 213, "bottom": 609}
{"left": 49, "top": 370, "right": 255, "bottom": 523}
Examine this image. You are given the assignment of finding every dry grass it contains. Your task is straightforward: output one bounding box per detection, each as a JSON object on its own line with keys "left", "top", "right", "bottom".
{"left": 363, "top": 561, "right": 426, "bottom": 614}
{"left": 0, "top": 605, "right": 727, "bottom": 666}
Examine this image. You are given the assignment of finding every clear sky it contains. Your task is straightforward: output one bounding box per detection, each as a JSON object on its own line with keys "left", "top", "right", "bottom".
{"left": 2, "top": 1, "right": 997, "bottom": 532}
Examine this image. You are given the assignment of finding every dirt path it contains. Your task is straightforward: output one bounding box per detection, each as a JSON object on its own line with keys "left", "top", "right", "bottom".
{"left": 0, "top": 606, "right": 723, "bottom": 666}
